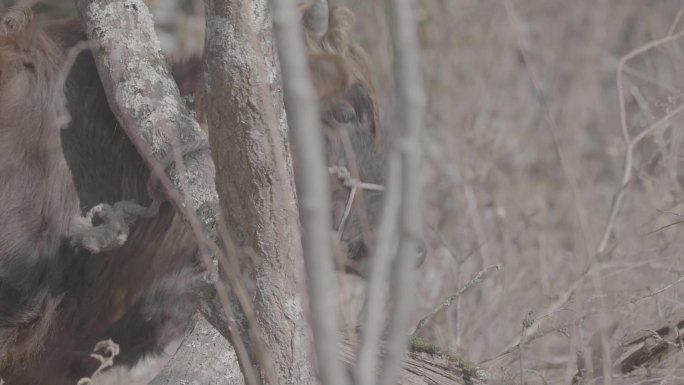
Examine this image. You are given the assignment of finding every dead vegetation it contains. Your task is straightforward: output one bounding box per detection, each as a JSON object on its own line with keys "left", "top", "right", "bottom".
{"left": 111, "top": 0, "right": 684, "bottom": 382}
{"left": 15, "top": 0, "right": 684, "bottom": 383}
{"left": 347, "top": 0, "right": 684, "bottom": 384}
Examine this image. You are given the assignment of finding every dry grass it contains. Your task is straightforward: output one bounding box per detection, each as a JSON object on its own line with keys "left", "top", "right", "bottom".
{"left": 144, "top": 0, "right": 684, "bottom": 383}
{"left": 347, "top": 1, "right": 684, "bottom": 384}
{"left": 32, "top": 0, "right": 684, "bottom": 383}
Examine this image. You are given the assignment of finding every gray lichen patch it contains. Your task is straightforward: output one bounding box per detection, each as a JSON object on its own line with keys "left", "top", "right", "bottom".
{"left": 78, "top": 0, "right": 219, "bottom": 241}
{"left": 83, "top": 0, "right": 206, "bottom": 158}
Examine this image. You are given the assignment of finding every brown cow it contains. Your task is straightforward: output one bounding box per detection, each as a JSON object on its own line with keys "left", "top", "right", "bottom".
{"left": 0, "top": 8, "right": 199, "bottom": 384}
{"left": 0, "top": 1, "right": 401, "bottom": 383}
{"left": 176, "top": 1, "right": 393, "bottom": 277}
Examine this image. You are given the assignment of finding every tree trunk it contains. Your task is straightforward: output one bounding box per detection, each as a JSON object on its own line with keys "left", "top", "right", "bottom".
{"left": 148, "top": 317, "right": 244, "bottom": 385}
{"left": 75, "top": 0, "right": 316, "bottom": 384}
{"left": 203, "top": 0, "right": 318, "bottom": 383}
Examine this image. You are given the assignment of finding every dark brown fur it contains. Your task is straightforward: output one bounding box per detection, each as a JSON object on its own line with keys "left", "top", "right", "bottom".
{"left": 305, "top": 5, "right": 426, "bottom": 273}
{"left": 0, "top": 14, "right": 199, "bottom": 385}
{"left": 0, "top": 3, "right": 391, "bottom": 384}
{"left": 306, "top": 5, "right": 386, "bottom": 276}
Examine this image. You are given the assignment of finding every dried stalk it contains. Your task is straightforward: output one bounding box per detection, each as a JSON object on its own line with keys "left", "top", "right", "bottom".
{"left": 270, "top": 1, "right": 348, "bottom": 384}
{"left": 379, "top": 0, "right": 426, "bottom": 384}
{"left": 410, "top": 264, "right": 501, "bottom": 338}
{"left": 356, "top": 151, "right": 403, "bottom": 385}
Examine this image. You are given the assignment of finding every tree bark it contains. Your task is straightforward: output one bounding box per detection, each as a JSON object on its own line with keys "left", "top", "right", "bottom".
{"left": 148, "top": 317, "right": 244, "bottom": 385}
{"left": 152, "top": 327, "right": 491, "bottom": 385}
{"left": 203, "top": 0, "right": 316, "bottom": 384}
{"left": 75, "top": 0, "right": 315, "bottom": 384}
{"left": 73, "top": 0, "right": 233, "bottom": 341}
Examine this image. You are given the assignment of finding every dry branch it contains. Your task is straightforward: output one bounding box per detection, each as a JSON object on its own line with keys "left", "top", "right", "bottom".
{"left": 411, "top": 264, "right": 501, "bottom": 338}
{"left": 617, "top": 314, "right": 684, "bottom": 374}
{"left": 496, "top": 4, "right": 684, "bottom": 362}
{"left": 380, "top": 0, "right": 427, "bottom": 384}
{"left": 269, "top": 1, "right": 348, "bottom": 385}
{"left": 356, "top": 151, "right": 403, "bottom": 385}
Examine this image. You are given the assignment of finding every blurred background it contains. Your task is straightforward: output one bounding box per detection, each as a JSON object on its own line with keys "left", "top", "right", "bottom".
{"left": 334, "top": 1, "right": 684, "bottom": 383}
{"left": 347, "top": 1, "right": 684, "bottom": 383}
{"left": 20, "top": 0, "right": 684, "bottom": 383}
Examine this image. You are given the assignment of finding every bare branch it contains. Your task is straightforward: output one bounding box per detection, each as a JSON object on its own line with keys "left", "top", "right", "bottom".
{"left": 496, "top": 3, "right": 684, "bottom": 361}
{"left": 380, "top": 0, "right": 427, "bottom": 384}
{"left": 630, "top": 276, "right": 684, "bottom": 304}
{"left": 602, "top": 29, "right": 684, "bottom": 254}
{"left": 270, "top": 0, "right": 348, "bottom": 384}
{"left": 356, "top": 150, "right": 403, "bottom": 385}
{"left": 410, "top": 264, "right": 501, "bottom": 338}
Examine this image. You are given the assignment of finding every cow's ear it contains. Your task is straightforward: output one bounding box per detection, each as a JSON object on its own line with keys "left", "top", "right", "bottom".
{"left": 308, "top": 53, "right": 354, "bottom": 100}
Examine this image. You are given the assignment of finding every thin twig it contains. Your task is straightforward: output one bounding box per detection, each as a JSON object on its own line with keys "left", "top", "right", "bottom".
{"left": 623, "top": 65, "right": 680, "bottom": 97}
{"left": 603, "top": 29, "right": 684, "bottom": 254}
{"left": 656, "top": 208, "right": 684, "bottom": 218}
{"left": 410, "top": 264, "right": 501, "bottom": 337}
{"left": 337, "top": 185, "right": 358, "bottom": 241}
{"left": 329, "top": 165, "right": 385, "bottom": 242}
{"left": 110, "top": 71, "right": 263, "bottom": 385}
{"left": 481, "top": 309, "right": 570, "bottom": 365}
{"left": 497, "top": 21, "right": 684, "bottom": 360}
{"left": 631, "top": 276, "right": 684, "bottom": 304}
{"left": 646, "top": 220, "right": 684, "bottom": 235}
{"left": 503, "top": 0, "right": 594, "bottom": 259}
{"left": 669, "top": 4, "right": 684, "bottom": 36}
{"left": 212, "top": 218, "right": 267, "bottom": 385}
{"left": 329, "top": 165, "right": 386, "bottom": 192}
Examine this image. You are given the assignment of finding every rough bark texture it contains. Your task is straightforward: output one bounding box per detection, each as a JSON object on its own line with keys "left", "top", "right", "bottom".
{"left": 72, "top": 0, "right": 243, "bottom": 341}
{"left": 148, "top": 317, "right": 244, "bottom": 385}
{"left": 74, "top": 0, "right": 217, "bottom": 219}
{"left": 71, "top": 0, "right": 291, "bottom": 382}
{"left": 69, "top": 1, "right": 467, "bottom": 384}
{"left": 151, "top": 330, "right": 490, "bottom": 385}
{"left": 203, "top": 0, "right": 317, "bottom": 384}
